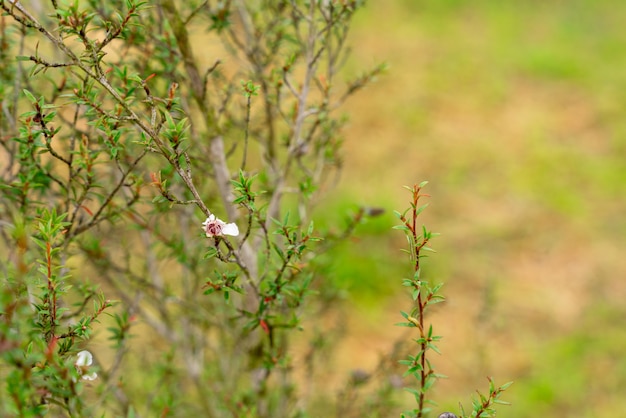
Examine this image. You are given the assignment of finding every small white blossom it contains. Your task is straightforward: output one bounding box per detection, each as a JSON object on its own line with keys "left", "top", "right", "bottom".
{"left": 202, "top": 214, "right": 239, "bottom": 237}
{"left": 75, "top": 350, "right": 98, "bottom": 381}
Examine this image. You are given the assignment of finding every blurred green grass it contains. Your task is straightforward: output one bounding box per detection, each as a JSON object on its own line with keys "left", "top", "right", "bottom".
{"left": 316, "top": 0, "right": 626, "bottom": 415}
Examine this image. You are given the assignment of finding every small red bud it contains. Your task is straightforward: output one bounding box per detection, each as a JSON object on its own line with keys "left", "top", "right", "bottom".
{"left": 260, "top": 320, "right": 270, "bottom": 334}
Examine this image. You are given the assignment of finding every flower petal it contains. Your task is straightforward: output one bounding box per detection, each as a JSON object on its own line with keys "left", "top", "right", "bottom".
{"left": 221, "top": 222, "right": 239, "bottom": 236}
{"left": 82, "top": 372, "right": 98, "bottom": 381}
{"left": 76, "top": 350, "right": 93, "bottom": 367}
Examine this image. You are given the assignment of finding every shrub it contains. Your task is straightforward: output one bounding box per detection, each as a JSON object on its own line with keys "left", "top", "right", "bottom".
{"left": 0, "top": 1, "right": 509, "bottom": 416}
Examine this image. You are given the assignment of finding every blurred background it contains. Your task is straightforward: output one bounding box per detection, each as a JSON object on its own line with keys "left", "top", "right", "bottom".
{"left": 315, "top": 1, "right": 626, "bottom": 416}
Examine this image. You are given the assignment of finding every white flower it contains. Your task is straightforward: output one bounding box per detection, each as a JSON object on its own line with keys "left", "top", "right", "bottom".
{"left": 75, "top": 350, "right": 98, "bottom": 381}
{"left": 202, "top": 214, "right": 239, "bottom": 237}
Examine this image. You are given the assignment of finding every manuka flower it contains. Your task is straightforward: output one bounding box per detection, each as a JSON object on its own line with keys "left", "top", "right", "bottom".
{"left": 75, "top": 350, "right": 98, "bottom": 381}
{"left": 202, "top": 214, "right": 239, "bottom": 237}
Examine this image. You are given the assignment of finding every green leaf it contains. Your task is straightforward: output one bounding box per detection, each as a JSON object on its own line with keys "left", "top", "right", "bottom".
{"left": 403, "top": 387, "right": 420, "bottom": 396}
{"left": 307, "top": 221, "right": 315, "bottom": 236}
{"left": 271, "top": 242, "right": 285, "bottom": 261}
{"left": 415, "top": 203, "right": 429, "bottom": 217}
{"left": 23, "top": 89, "right": 37, "bottom": 103}
{"left": 499, "top": 381, "right": 514, "bottom": 390}
{"left": 427, "top": 342, "right": 441, "bottom": 354}
{"left": 203, "top": 247, "right": 218, "bottom": 259}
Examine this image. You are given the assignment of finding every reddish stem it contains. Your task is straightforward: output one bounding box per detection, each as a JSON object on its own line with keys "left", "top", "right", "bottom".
{"left": 46, "top": 241, "right": 57, "bottom": 341}
{"left": 406, "top": 184, "right": 433, "bottom": 418}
